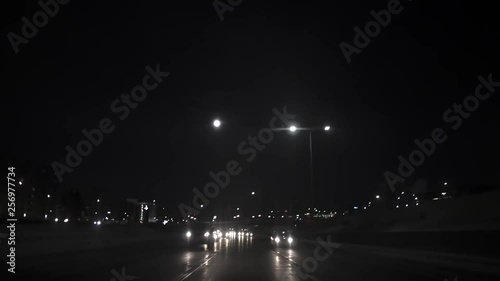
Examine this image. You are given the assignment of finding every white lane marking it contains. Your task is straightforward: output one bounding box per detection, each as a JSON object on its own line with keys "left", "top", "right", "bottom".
{"left": 172, "top": 252, "right": 219, "bottom": 281}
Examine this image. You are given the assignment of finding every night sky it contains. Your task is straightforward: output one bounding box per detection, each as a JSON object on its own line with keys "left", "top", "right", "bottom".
{"left": 3, "top": 0, "right": 499, "bottom": 212}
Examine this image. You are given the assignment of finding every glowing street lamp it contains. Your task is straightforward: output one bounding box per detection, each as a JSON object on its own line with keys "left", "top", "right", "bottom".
{"left": 213, "top": 119, "right": 221, "bottom": 128}
{"left": 324, "top": 125, "right": 331, "bottom": 131}
{"left": 289, "top": 126, "right": 297, "bottom": 132}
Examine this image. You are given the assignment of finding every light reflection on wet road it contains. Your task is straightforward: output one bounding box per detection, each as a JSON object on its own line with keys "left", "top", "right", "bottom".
{"left": 15, "top": 233, "right": 500, "bottom": 281}
{"left": 177, "top": 235, "right": 297, "bottom": 281}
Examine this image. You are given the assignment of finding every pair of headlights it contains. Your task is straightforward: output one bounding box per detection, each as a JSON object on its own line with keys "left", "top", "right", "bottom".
{"left": 272, "top": 236, "right": 293, "bottom": 243}
{"left": 186, "top": 231, "right": 210, "bottom": 238}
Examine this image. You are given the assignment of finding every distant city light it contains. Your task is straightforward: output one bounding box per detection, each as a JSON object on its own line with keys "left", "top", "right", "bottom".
{"left": 64, "top": 218, "right": 69, "bottom": 223}
{"left": 19, "top": 181, "right": 23, "bottom": 185}
{"left": 47, "top": 194, "right": 51, "bottom": 198}
{"left": 23, "top": 213, "right": 26, "bottom": 217}
{"left": 353, "top": 206, "right": 358, "bottom": 210}
{"left": 251, "top": 191, "right": 255, "bottom": 195}
{"left": 107, "top": 211, "right": 111, "bottom": 214}
{"left": 376, "top": 195, "right": 380, "bottom": 199}
{"left": 55, "top": 218, "right": 59, "bottom": 222}
{"left": 324, "top": 125, "right": 330, "bottom": 131}
{"left": 289, "top": 126, "right": 297, "bottom": 132}
{"left": 97, "top": 199, "right": 100, "bottom": 203}
{"left": 444, "top": 182, "right": 448, "bottom": 186}
{"left": 441, "top": 192, "right": 447, "bottom": 196}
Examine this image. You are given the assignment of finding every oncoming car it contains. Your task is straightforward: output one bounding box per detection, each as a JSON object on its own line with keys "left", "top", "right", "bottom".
{"left": 270, "top": 229, "right": 294, "bottom": 247}
{"left": 237, "top": 228, "right": 253, "bottom": 238}
{"left": 184, "top": 223, "right": 215, "bottom": 248}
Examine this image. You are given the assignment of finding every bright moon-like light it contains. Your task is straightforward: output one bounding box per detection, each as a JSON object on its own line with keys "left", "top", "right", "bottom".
{"left": 289, "top": 126, "right": 297, "bottom": 132}
{"left": 213, "top": 119, "right": 221, "bottom": 127}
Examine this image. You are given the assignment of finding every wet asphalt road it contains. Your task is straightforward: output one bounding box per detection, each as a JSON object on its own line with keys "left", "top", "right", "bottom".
{"left": 13, "top": 234, "right": 500, "bottom": 281}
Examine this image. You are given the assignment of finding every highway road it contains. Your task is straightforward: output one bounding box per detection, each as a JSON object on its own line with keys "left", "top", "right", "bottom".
{"left": 12, "top": 231, "right": 500, "bottom": 281}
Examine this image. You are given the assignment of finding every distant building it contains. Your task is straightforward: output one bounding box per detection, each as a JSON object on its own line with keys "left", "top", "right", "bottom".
{"left": 125, "top": 199, "right": 157, "bottom": 223}
{"left": 139, "top": 201, "right": 157, "bottom": 223}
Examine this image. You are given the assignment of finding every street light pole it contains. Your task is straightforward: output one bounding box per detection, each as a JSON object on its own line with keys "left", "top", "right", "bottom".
{"left": 309, "top": 131, "right": 315, "bottom": 208}
{"left": 287, "top": 124, "right": 331, "bottom": 209}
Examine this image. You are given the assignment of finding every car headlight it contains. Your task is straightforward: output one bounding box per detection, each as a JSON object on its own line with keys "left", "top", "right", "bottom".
{"left": 288, "top": 237, "right": 293, "bottom": 244}
{"left": 186, "top": 231, "right": 192, "bottom": 238}
{"left": 204, "top": 232, "right": 210, "bottom": 237}
{"left": 275, "top": 237, "right": 281, "bottom": 243}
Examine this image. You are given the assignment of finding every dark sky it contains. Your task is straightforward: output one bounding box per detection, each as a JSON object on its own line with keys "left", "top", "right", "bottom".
{"left": 3, "top": 0, "right": 499, "bottom": 212}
